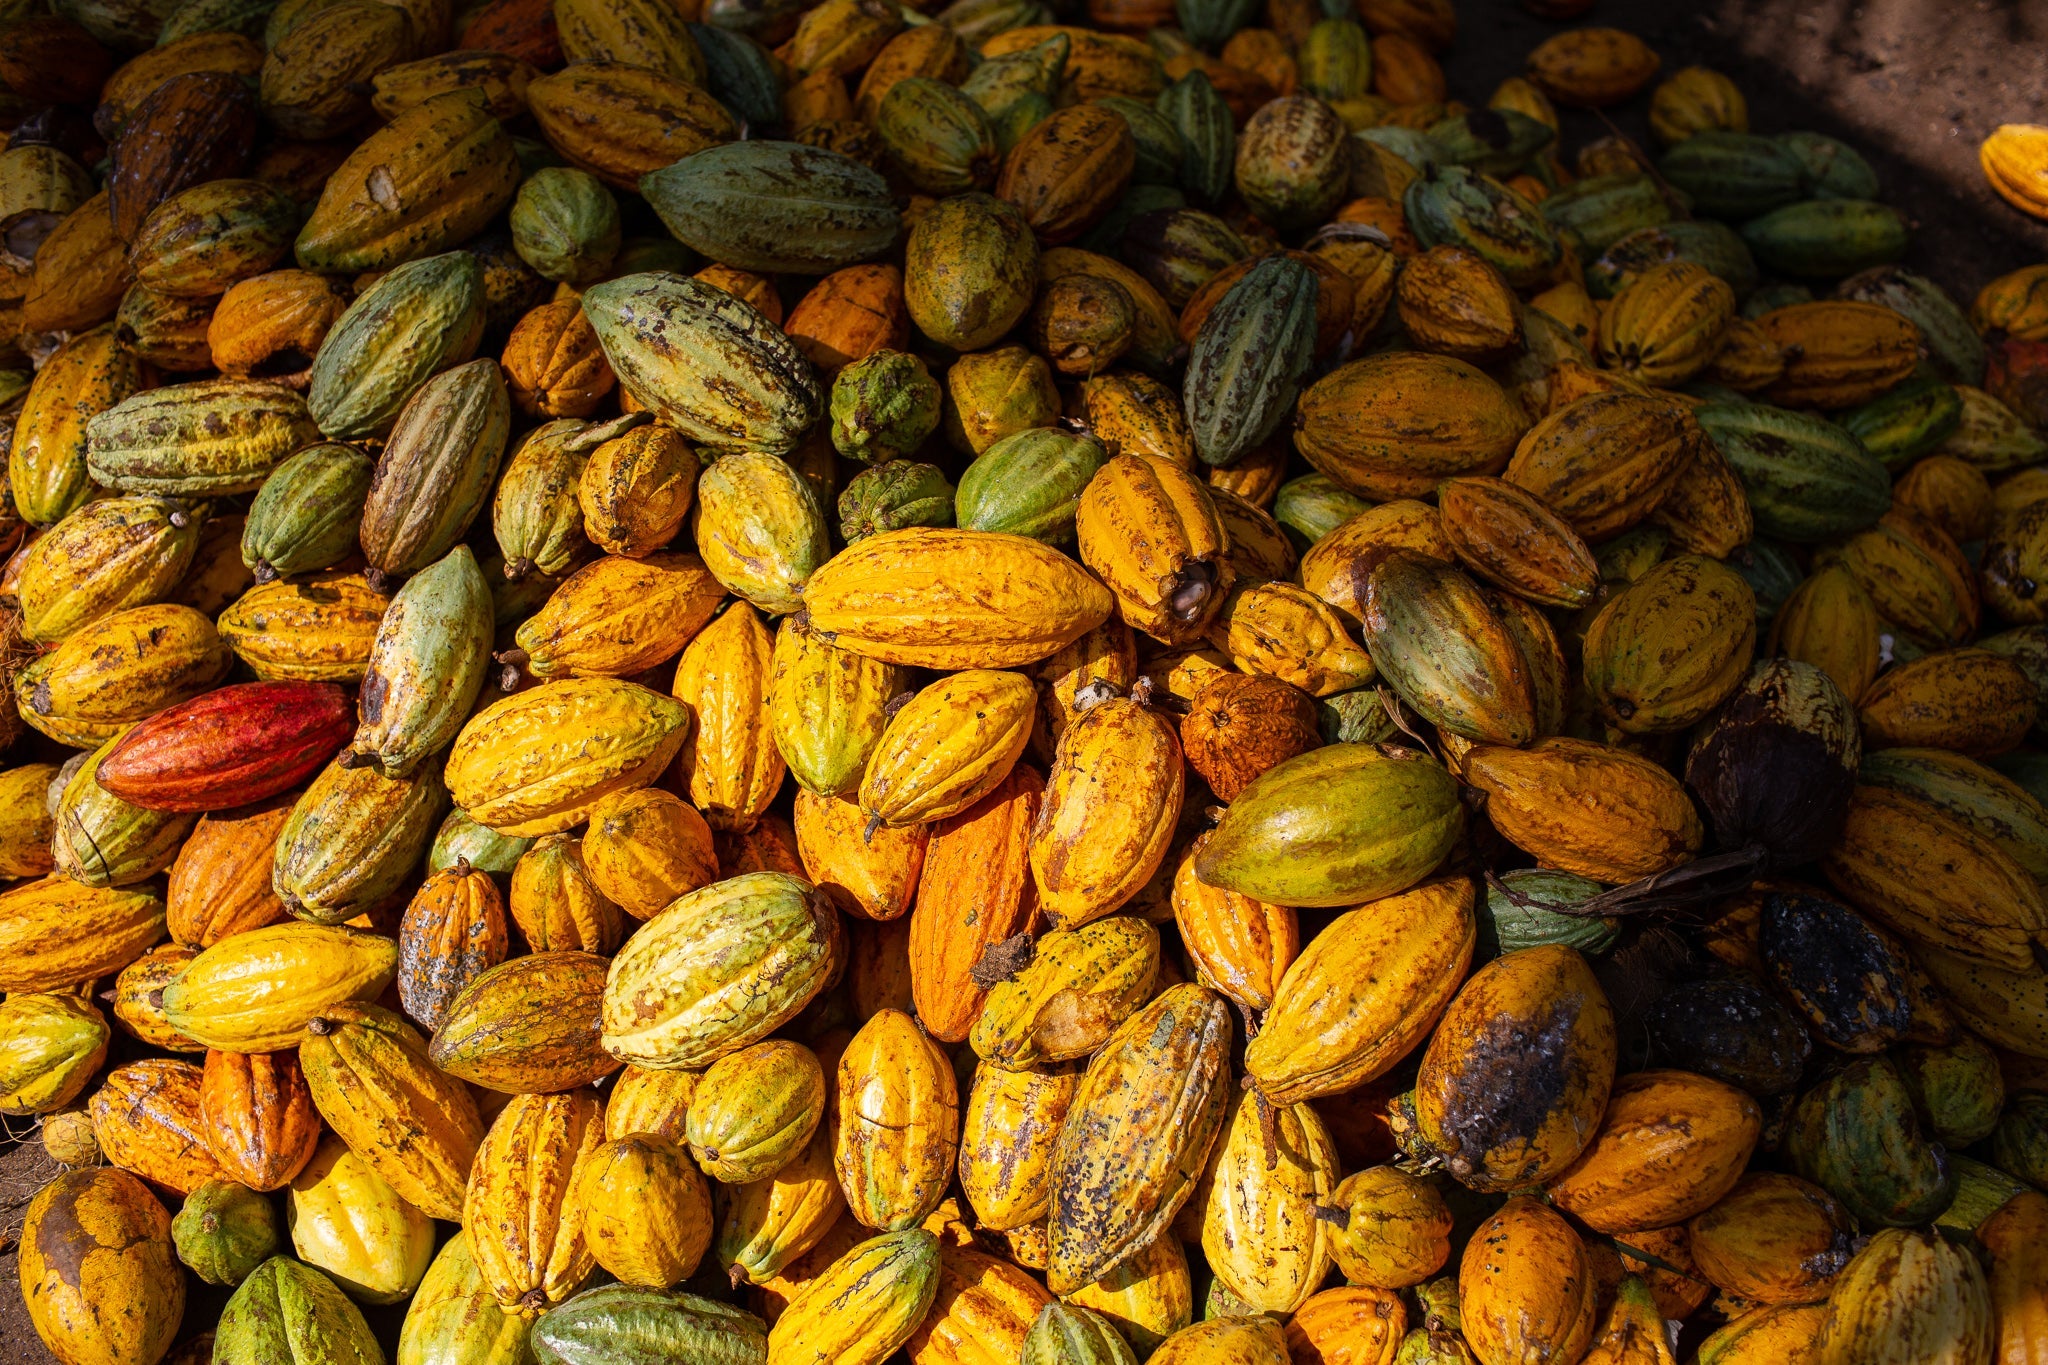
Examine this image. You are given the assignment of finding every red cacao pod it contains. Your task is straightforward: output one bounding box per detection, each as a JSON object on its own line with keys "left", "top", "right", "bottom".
{"left": 95, "top": 681, "right": 354, "bottom": 812}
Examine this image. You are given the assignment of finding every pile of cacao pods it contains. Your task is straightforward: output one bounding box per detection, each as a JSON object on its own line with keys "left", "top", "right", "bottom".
{"left": 5, "top": 0, "right": 2048, "bottom": 1358}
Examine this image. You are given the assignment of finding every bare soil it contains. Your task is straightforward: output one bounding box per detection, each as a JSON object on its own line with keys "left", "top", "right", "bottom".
{"left": 7, "top": 0, "right": 2048, "bottom": 1359}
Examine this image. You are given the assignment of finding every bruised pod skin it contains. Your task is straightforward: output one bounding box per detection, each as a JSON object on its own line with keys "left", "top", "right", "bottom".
{"left": 18, "top": 1167, "right": 185, "bottom": 1365}
{"left": 1046, "top": 983, "right": 1233, "bottom": 1295}
{"left": 1076, "top": 453, "right": 1234, "bottom": 644}
{"left": 958, "top": 1062, "right": 1079, "bottom": 1232}
{"left": 16, "top": 603, "right": 233, "bottom": 751}
{"left": 582, "top": 272, "right": 822, "bottom": 457}
{"left": 1030, "top": 695, "right": 1184, "bottom": 931}
{"left": 1685, "top": 658, "right": 1860, "bottom": 866}
{"left": 346, "top": 545, "right": 494, "bottom": 779}
{"left": 601, "top": 871, "right": 842, "bottom": 1070}
{"left": 1415, "top": 946, "right": 1618, "bottom": 1192}
{"left": 1245, "top": 878, "right": 1476, "bottom": 1105}
{"left": 396, "top": 862, "right": 508, "bottom": 1035}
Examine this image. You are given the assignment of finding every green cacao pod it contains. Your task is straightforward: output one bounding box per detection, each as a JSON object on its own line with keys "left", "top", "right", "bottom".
{"left": 510, "top": 167, "right": 621, "bottom": 286}
{"left": 1157, "top": 70, "right": 1235, "bottom": 206}
{"left": 532, "top": 1284, "right": 768, "bottom": 1365}
{"left": 954, "top": 426, "right": 1109, "bottom": 545}
{"left": 838, "top": 461, "right": 956, "bottom": 543}
{"left": 583, "top": 272, "right": 822, "bottom": 456}
{"left": 1695, "top": 401, "right": 1890, "bottom": 542}
{"left": 1481, "top": 869, "right": 1619, "bottom": 955}
{"left": 1656, "top": 130, "right": 1805, "bottom": 219}
{"left": 171, "top": 1178, "right": 279, "bottom": 1286}
{"left": 1785, "top": 1055, "right": 1954, "bottom": 1228}
{"left": 877, "top": 76, "right": 1001, "bottom": 196}
{"left": 346, "top": 545, "right": 494, "bottom": 779}
{"left": 242, "top": 444, "right": 376, "bottom": 582}
{"left": 215, "top": 1256, "right": 384, "bottom": 1365}
{"left": 1195, "top": 744, "right": 1461, "bottom": 908}
{"left": 1537, "top": 172, "right": 1674, "bottom": 255}
{"left": 903, "top": 192, "right": 1040, "bottom": 352}
{"left": 1741, "top": 199, "right": 1908, "bottom": 279}
{"left": 830, "top": 349, "right": 942, "bottom": 465}
{"left": 1183, "top": 254, "right": 1318, "bottom": 468}
{"left": 1403, "top": 165, "right": 1563, "bottom": 290}
{"left": 306, "top": 251, "right": 487, "bottom": 441}
{"left": 1584, "top": 220, "right": 1759, "bottom": 299}
{"left": 86, "top": 379, "right": 320, "bottom": 497}
{"left": 640, "top": 140, "right": 897, "bottom": 274}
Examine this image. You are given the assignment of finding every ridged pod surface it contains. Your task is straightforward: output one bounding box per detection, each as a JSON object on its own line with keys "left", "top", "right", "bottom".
{"left": 464, "top": 1087, "right": 606, "bottom": 1316}
{"left": 1458, "top": 1198, "right": 1598, "bottom": 1365}
{"left": 583, "top": 273, "right": 822, "bottom": 457}
{"left": 1546, "top": 1069, "right": 1762, "bottom": 1234}
{"left": 1029, "top": 696, "right": 1183, "bottom": 930}
{"left": 1046, "top": 983, "right": 1232, "bottom": 1295}
{"left": 970, "top": 914, "right": 1158, "bottom": 1068}
{"left": 1462, "top": 738, "right": 1704, "bottom": 883}
{"left": 430, "top": 951, "right": 619, "bottom": 1094}
{"left": 601, "top": 872, "right": 841, "bottom": 1069}
{"left": 1293, "top": 352, "right": 1527, "bottom": 500}
{"left": 1200, "top": 1086, "right": 1337, "bottom": 1313}
{"left": 1361, "top": 550, "right": 1537, "bottom": 746}
{"left": 570, "top": 1133, "right": 713, "bottom": 1288}
{"left": 834, "top": 1008, "right": 959, "bottom": 1231}
{"left": 0, "top": 876, "right": 169, "bottom": 995}
{"left": 766, "top": 1228, "right": 942, "bottom": 1365}
{"left": 802, "top": 527, "right": 1115, "bottom": 669}
{"left": 1197, "top": 745, "right": 1463, "bottom": 908}
{"left": 448, "top": 678, "right": 690, "bottom": 837}
{"left": 860, "top": 669, "right": 1036, "bottom": 829}
{"left": 1246, "top": 878, "right": 1475, "bottom": 1104}
{"left": 272, "top": 756, "right": 449, "bottom": 924}
{"left": 673, "top": 604, "right": 787, "bottom": 833}
{"left": 160, "top": 923, "right": 399, "bottom": 1054}
{"left": 1814, "top": 1229, "right": 1992, "bottom": 1365}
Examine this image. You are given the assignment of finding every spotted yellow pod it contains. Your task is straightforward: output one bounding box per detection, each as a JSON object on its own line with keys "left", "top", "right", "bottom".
{"left": 691, "top": 451, "right": 830, "bottom": 615}
{"left": 1028, "top": 695, "right": 1184, "bottom": 931}
{"left": 463, "top": 1087, "right": 606, "bottom": 1316}
{"left": 958, "top": 1061, "right": 1078, "bottom": 1232}
{"left": 570, "top": 1132, "right": 713, "bottom": 1288}
{"left": 765, "top": 1227, "right": 943, "bottom": 1365}
{"left": 447, "top": 677, "right": 691, "bottom": 837}
{"left": 672, "top": 603, "right": 787, "bottom": 834}
{"left": 1200, "top": 1086, "right": 1338, "bottom": 1314}
{"left": 1210, "top": 581, "right": 1376, "bottom": 698}
{"left": 580, "top": 787, "right": 719, "bottom": 920}
{"left": 16, "top": 494, "right": 202, "bottom": 644}
{"left": 833, "top": 1008, "right": 959, "bottom": 1232}
{"left": 769, "top": 615, "right": 910, "bottom": 799}
{"left": 1046, "top": 984, "right": 1233, "bottom": 1295}
{"left": 1245, "top": 877, "right": 1476, "bottom": 1105}
{"left": 603, "top": 1065, "right": 699, "bottom": 1142}
{"left": 685, "top": 1038, "right": 826, "bottom": 1185}
{"left": 512, "top": 551, "right": 726, "bottom": 681}
{"left": 858, "top": 670, "right": 1036, "bottom": 829}
{"left": 717, "top": 1121, "right": 846, "bottom": 1287}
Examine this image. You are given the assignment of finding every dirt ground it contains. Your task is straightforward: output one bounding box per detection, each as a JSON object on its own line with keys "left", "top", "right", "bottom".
{"left": 7, "top": 1, "right": 2048, "bottom": 1360}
